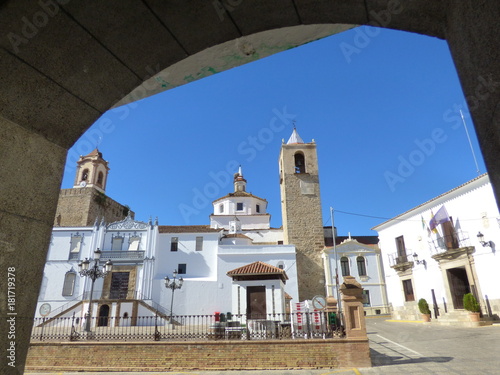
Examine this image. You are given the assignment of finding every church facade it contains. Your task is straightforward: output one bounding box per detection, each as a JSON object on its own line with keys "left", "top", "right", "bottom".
{"left": 35, "top": 129, "right": 389, "bottom": 324}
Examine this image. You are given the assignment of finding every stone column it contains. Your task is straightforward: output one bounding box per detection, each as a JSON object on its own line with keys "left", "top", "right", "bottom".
{"left": 340, "top": 276, "right": 367, "bottom": 339}
{"left": 0, "top": 116, "right": 66, "bottom": 375}
{"left": 445, "top": 1, "right": 500, "bottom": 205}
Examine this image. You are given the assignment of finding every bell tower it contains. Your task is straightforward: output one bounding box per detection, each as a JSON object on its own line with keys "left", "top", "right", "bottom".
{"left": 73, "top": 148, "right": 109, "bottom": 192}
{"left": 279, "top": 128, "right": 325, "bottom": 300}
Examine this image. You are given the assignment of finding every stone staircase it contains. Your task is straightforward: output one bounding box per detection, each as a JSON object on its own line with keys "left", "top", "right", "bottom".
{"left": 436, "top": 310, "right": 493, "bottom": 327}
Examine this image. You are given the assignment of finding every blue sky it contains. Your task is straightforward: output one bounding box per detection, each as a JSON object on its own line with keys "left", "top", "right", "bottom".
{"left": 61, "top": 26, "right": 485, "bottom": 236}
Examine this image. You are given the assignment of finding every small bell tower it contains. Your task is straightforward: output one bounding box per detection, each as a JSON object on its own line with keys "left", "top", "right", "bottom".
{"left": 73, "top": 149, "right": 109, "bottom": 192}
{"left": 279, "top": 128, "right": 325, "bottom": 300}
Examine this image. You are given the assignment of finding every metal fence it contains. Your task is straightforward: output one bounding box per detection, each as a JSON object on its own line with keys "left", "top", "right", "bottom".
{"left": 30, "top": 311, "right": 344, "bottom": 342}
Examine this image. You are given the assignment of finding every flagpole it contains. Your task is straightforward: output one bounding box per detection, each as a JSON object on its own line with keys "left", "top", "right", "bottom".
{"left": 460, "top": 110, "right": 480, "bottom": 176}
{"left": 330, "top": 207, "right": 340, "bottom": 310}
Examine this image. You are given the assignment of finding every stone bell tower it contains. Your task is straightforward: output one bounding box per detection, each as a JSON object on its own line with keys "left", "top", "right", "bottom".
{"left": 53, "top": 149, "right": 132, "bottom": 227}
{"left": 279, "top": 128, "right": 325, "bottom": 300}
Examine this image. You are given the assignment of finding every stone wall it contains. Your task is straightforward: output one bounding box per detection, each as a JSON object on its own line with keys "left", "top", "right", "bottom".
{"left": 280, "top": 143, "right": 325, "bottom": 300}
{"left": 25, "top": 339, "right": 371, "bottom": 372}
{"left": 54, "top": 188, "right": 132, "bottom": 227}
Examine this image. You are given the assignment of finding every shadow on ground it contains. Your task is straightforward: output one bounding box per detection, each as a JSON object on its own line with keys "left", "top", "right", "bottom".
{"left": 370, "top": 348, "right": 453, "bottom": 367}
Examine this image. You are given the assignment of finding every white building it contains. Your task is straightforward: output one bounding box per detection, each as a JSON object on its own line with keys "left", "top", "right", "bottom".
{"left": 324, "top": 235, "right": 390, "bottom": 316}
{"left": 373, "top": 174, "right": 500, "bottom": 322}
{"left": 36, "top": 129, "right": 389, "bottom": 325}
{"left": 36, "top": 166, "right": 298, "bottom": 322}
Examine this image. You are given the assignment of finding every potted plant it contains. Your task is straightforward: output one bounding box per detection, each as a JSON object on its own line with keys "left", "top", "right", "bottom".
{"left": 463, "top": 293, "right": 481, "bottom": 322}
{"left": 418, "top": 298, "right": 431, "bottom": 322}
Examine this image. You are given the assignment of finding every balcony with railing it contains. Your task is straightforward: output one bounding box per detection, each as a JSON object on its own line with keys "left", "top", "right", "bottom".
{"left": 388, "top": 251, "right": 415, "bottom": 272}
{"left": 430, "top": 230, "right": 474, "bottom": 260}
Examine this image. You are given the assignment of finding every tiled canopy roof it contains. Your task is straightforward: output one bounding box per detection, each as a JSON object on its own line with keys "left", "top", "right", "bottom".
{"left": 227, "top": 261, "right": 288, "bottom": 280}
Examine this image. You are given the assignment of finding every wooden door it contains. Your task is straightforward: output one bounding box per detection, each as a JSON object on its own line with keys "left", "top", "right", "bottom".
{"left": 247, "top": 286, "right": 266, "bottom": 319}
{"left": 447, "top": 267, "right": 470, "bottom": 309}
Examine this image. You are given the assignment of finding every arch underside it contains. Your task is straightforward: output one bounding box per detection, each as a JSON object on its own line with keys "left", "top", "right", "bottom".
{"left": 0, "top": 1, "right": 498, "bottom": 372}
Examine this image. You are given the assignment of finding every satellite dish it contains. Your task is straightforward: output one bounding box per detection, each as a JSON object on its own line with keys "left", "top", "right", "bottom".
{"left": 80, "top": 181, "right": 87, "bottom": 187}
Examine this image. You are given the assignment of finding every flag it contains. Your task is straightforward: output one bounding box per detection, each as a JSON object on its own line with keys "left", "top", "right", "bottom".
{"left": 421, "top": 215, "right": 431, "bottom": 236}
{"left": 429, "top": 206, "right": 450, "bottom": 231}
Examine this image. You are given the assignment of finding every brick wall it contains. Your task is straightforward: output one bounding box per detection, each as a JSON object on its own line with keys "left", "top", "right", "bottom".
{"left": 25, "top": 339, "right": 371, "bottom": 372}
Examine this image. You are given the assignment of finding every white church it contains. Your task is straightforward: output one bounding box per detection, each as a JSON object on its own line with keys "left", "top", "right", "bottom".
{"left": 35, "top": 129, "right": 389, "bottom": 325}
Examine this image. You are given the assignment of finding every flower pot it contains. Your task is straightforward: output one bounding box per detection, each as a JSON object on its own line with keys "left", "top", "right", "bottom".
{"left": 469, "top": 312, "right": 480, "bottom": 322}
{"left": 422, "top": 314, "right": 431, "bottom": 322}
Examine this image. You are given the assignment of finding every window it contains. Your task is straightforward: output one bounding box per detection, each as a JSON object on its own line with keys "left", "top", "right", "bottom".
{"left": 195, "top": 236, "right": 203, "bottom": 251}
{"left": 341, "top": 256, "right": 350, "bottom": 276}
{"left": 111, "top": 235, "right": 123, "bottom": 251}
{"left": 277, "top": 240, "right": 283, "bottom": 245}
{"left": 69, "top": 234, "right": 82, "bottom": 260}
{"left": 236, "top": 202, "right": 243, "bottom": 211}
{"left": 170, "top": 237, "right": 178, "bottom": 252}
{"left": 81, "top": 169, "right": 89, "bottom": 181}
{"left": 97, "top": 171, "right": 104, "bottom": 186}
{"left": 277, "top": 261, "right": 284, "bottom": 270}
{"left": 219, "top": 204, "right": 224, "bottom": 213}
{"left": 395, "top": 236, "right": 407, "bottom": 262}
{"left": 177, "top": 264, "right": 187, "bottom": 274}
{"left": 110, "top": 272, "right": 130, "bottom": 299}
{"left": 362, "top": 290, "right": 371, "bottom": 306}
{"left": 357, "top": 256, "right": 367, "bottom": 276}
{"left": 442, "top": 220, "right": 459, "bottom": 249}
{"left": 128, "top": 236, "right": 140, "bottom": 251}
{"left": 62, "top": 270, "right": 76, "bottom": 296}
{"left": 256, "top": 204, "right": 260, "bottom": 213}
{"left": 402, "top": 279, "right": 415, "bottom": 302}
{"left": 294, "top": 153, "right": 305, "bottom": 173}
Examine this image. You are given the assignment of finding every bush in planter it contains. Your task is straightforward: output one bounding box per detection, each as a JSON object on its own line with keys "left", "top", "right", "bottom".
{"left": 418, "top": 298, "right": 431, "bottom": 315}
{"left": 463, "top": 293, "right": 480, "bottom": 313}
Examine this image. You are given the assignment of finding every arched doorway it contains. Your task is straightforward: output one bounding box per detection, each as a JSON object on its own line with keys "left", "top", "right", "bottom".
{"left": 98, "top": 305, "right": 110, "bottom": 327}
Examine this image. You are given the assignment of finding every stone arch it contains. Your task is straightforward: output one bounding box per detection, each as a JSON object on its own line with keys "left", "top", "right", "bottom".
{"left": 1, "top": 2, "right": 498, "bottom": 372}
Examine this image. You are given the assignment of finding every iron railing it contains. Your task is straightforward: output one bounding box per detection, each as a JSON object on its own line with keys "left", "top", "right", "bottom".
{"left": 388, "top": 251, "right": 414, "bottom": 267}
{"left": 430, "top": 230, "right": 470, "bottom": 254}
{"left": 30, "top": 312, "right": 344, "bottom": 342}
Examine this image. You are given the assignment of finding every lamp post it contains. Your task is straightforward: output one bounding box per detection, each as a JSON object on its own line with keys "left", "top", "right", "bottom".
{"left": 164, "top": 269, "right": 183, "bottom": 329}
{"left": 78, "top": 248, "right": 113, "bottom": 332}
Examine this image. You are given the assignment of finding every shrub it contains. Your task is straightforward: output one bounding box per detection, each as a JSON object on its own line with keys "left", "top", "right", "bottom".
{"left": 418, "top": 298, "right": 431, "bottom": 315}
{"left": 463, "top": 293, "right": 480, "bottom": 313}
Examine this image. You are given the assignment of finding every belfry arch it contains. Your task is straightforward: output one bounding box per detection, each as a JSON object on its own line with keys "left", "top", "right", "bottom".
{"left": 0, "top": 1, "right": 498, "bottom": 372}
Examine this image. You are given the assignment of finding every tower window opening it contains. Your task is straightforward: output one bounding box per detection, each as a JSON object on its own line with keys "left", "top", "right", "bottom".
{"left": 81, "top": 169, "right": 89, "bottom": 181}
{"left": 256, "top": 204, "right": 260, "bottom": 213}
{"left": 236, "top": 202, "right": 243, "bottom": 211}
{"left": 97, "top": 171, "right": 104, "bottom": 186}
{"left": 294, "top": 153, "right": 305, "bottom": 173}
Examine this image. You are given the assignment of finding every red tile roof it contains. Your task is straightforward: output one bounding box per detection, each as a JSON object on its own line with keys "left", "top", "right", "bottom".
{"left": 227, "top": 261, "right": 288, "bottom": 280}
{"left": 223, "top": 233, "right": 252, "bottom": 240}
{"left": 213, "top": 191, "right": 268, "bottom": 203}
{"left": 159, "top": 225, "right": 220, "bottom": 233}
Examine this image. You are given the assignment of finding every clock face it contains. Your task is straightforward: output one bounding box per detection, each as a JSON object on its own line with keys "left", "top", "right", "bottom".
{"left": 312, "top": 295, "right": 327, "bottom": 310}
{"left": 39, "top": 303, "right": 51, "bottom": 317}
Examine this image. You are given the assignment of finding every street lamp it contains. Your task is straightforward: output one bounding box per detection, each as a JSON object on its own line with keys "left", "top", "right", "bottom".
{"left": 164, "top": 269, "right": 183, "bottom": 329}
{"left": 78, "top": 248, "right": 113, "bottom": 332}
